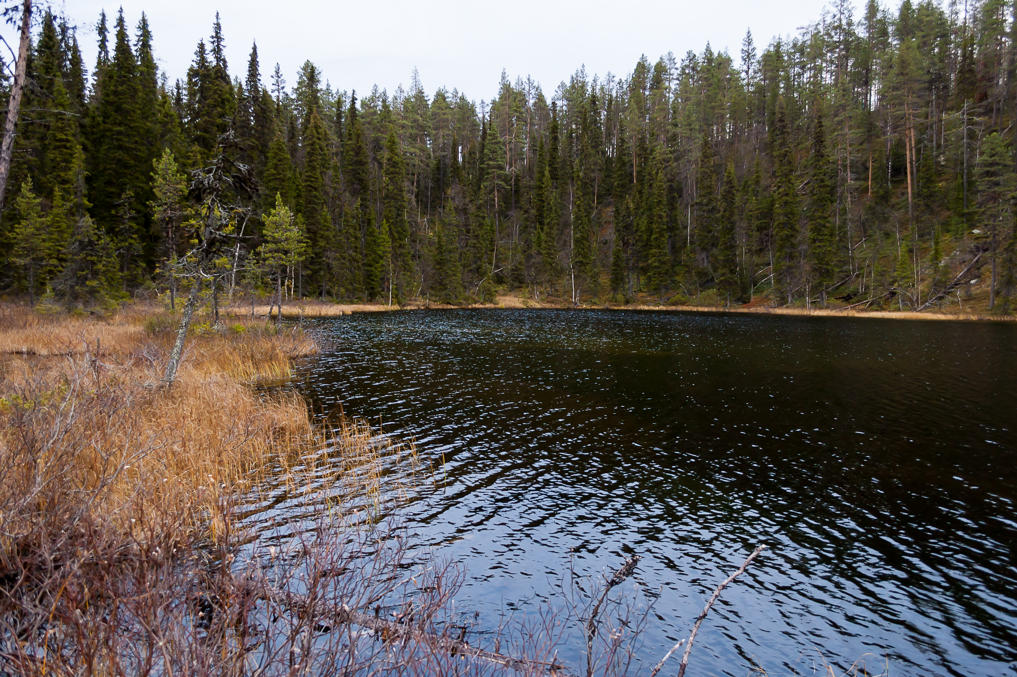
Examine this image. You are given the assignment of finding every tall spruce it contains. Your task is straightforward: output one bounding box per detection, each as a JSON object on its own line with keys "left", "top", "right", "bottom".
{"left": 806, "top": 110, "right": 837, "bottom": 306}
{"left": 771, "top": 99, "right": 799, "bottom": 303}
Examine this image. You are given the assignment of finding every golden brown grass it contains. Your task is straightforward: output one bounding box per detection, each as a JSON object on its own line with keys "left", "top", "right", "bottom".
{"left": 0, "top": 302, "right": 320, "bottom": 564}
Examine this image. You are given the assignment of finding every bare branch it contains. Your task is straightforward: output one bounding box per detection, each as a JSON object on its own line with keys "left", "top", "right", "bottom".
{"left": 585, "top": 554, "right": 639, "bottom": 677}
{"left": 272, "top": 588, "right": 575, "bottom": 676}
{"left": 651, "top": 544, "right": 767, "bottom": 677}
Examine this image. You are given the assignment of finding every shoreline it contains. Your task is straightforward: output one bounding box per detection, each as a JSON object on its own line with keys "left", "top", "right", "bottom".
{"left": 232, "top": 295, "right": 1015, "bottom": 323}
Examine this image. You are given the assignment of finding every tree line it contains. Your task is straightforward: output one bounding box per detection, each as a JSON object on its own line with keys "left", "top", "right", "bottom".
{"left": 1, "top": 0, "right": 1016, "bottom": 312}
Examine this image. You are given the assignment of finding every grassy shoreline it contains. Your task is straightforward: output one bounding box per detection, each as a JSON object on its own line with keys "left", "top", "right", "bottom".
{"left": 236, "top": 293, "right": 1016, "bottom": 323}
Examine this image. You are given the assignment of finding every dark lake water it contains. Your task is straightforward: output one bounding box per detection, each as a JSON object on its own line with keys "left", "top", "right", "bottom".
{"left": 246, "top": 309, "right": 1017, "bottom": 675}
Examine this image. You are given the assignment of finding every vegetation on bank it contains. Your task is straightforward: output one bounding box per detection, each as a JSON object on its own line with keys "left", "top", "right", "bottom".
{"left": 1, "top": 1, "right": 1016, "bottom": 317}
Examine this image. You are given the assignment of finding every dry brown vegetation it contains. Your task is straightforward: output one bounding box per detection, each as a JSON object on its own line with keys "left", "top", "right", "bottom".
{"left": 0, "top": 303, "right": 355, "bottom": 673}
{"left": 0, "top": 302, "right": 317, "bottom": 546}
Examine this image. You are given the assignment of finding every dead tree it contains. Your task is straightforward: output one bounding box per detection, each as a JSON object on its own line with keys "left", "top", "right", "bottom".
{"left": 0, "top": 0, "right": 32, "bottom": 211}
{"left": 163, "top": 132, "right": 253, "bottom": 385}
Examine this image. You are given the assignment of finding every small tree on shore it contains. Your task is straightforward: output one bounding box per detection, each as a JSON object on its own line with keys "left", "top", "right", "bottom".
{"left": 10, "top": 179, "right": 49, "bottom": 304}
{"left": 257, "top": 193, "right": 308, "bottom": 322}
{"left": 150, "top": 148, "right": 190, "bottom": 310}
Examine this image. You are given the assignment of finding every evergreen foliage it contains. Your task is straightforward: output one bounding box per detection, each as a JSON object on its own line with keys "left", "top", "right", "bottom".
{"left": 1, "top": 5, "right": 1015, "bottom": 312}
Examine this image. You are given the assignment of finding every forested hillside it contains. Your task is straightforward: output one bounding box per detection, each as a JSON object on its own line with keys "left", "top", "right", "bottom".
{"left": 1, "top": 0, "right": 1016, "bottom": 312}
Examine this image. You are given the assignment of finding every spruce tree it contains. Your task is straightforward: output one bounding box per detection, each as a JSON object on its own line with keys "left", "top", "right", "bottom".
{"left": 646, "top": 173, "right": 671, "bottom": 301}
{"left": 975, "top": 132, "right": 1017, "bottom": 310}
{"left": 771, "top": 99, "right": 800, "bottom": 303}
{"left": 263, "top": 131, "right": 295, "bottom": 211}
{"left": 10, "top": 180, "right": 48, "bottom": 302}
{"left": 300, "top": 109, "right": 329, "bottom": 295}
{"left": 716, "top": 163, "right": 739, "bottom": 304}
{"left": 383, "top": 131, "right": 412, "bottom": 302}
{"left": 806, "top": 111, "right": 837, "bottom": 305}
{"left": 54, "top": 215, "right": 126, "bottom": 309}
{"left": 87, "top": 10, "right": 145, "bottom": 232}
{"left": 150, "top": 148, "right": 189, "bottom": 308}
{"left": 695, "top": 139, "right": 719, "bottom": 287}
{"left": 430, "top": 209, "right": 463, "bottom": 304}
{"left": 571, "top": 175, "right": 594, "bottom": 301}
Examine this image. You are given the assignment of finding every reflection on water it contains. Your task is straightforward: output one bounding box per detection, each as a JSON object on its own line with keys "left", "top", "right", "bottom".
{"left": 242, "top": 309, "right": 1017, "bottom": 675}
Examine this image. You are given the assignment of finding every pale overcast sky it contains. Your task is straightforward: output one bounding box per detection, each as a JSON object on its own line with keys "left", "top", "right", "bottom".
{"left": 38, "top": 0, "right": 869, "bottom": 103}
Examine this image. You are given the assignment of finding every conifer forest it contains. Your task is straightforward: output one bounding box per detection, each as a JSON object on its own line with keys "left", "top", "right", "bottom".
{"left": 2, "top": 0, "right": 1017, "bottom": 313}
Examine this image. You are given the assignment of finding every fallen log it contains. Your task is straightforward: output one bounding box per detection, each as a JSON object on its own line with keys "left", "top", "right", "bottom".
{"left": 919, "top": 249, "right": 984, "bottom": 311}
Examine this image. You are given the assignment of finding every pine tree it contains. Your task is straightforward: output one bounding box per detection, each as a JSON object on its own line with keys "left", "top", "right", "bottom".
{"left": 258, "top": 194, "right": 308, "bottom": 317}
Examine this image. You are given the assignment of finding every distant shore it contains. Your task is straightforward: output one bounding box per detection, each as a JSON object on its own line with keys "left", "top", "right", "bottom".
{"left": 231, "top": 294, "right": 1015, "bottom": 323}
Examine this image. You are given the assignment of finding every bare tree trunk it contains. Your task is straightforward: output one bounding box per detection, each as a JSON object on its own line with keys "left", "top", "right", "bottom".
{"left": 228, "top": 216, "right": 247, "bottom": 301}
{"left": 163, "top": 281, "right": 201, "bottom": 386}
{"left": 276, "top": 272, "right": 283, "bottom": 325}
{"left": 211, "top": 278, "right": 220, "bottom": 326}
{"left": 0, "top": 0, "right": 33, "bottom": 211}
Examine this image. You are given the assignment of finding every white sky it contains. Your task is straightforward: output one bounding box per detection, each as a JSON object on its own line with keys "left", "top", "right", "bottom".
{"left": 37, "top": 0, "right": 867, "bottom": 103}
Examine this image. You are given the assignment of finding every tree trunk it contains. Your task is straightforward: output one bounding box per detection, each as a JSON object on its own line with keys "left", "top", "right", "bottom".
{"left": 163, "top": 281, "right": 201, "bottom": 386}
{"left": 276, "top": 271, "right": 283, "bottom": 325}
{"left": 212, "top": 278, "right": 220, "bottom": 326}
{"left": 0, "top": 0, "right": 33, "bottom": 211}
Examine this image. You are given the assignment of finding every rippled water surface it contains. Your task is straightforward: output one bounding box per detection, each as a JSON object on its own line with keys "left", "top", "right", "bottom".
{"left": 253, "top": 309, "right": 1017, "bottom": 674}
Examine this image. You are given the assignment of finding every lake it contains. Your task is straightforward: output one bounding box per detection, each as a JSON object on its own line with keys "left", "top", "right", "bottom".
{"left": 244, "top": 309, "right": 1017, "bottom": 675}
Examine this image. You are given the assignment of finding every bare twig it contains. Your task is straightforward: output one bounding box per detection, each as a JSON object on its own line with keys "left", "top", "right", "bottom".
{"left": 585, "top": 554, "right": 639, "bottom": 677}
{"left": 651, "top": 544, "right": 767, "bottom": 677}
{"left": 273, "top": 589, "right": 574, "bottom": 676}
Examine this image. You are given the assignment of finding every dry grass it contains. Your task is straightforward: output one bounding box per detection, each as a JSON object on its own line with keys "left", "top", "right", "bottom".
{"left": 0, "top": 303, "right": 320, "bottom": 564}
